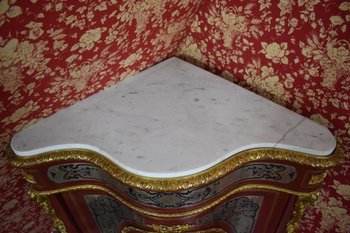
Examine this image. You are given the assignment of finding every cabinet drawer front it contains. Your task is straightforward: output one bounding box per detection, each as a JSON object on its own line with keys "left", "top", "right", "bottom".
{"left": 46, "top": 161, "right": 297, "bottom": 209}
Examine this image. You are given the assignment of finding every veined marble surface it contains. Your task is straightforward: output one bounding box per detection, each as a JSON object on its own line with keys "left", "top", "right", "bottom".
{"left": 11, "top": 58, "right": 336, "bottom": 178}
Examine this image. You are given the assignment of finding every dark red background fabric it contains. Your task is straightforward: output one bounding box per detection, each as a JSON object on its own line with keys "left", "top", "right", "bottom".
{"left": 1, "top": 1, "right": 349, "bottom": 232}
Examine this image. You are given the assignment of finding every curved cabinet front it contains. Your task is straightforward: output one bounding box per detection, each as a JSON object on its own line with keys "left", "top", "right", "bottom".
{"left": 9, "top": 146, "right": 343, "bottom": 233}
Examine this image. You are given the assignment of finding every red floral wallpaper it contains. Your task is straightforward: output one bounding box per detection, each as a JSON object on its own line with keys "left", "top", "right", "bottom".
{"left": 0, "top": 0, "right": 349, "bottom": 232}
{"left": 177, "top": 0, "right": 350, "bottom": 232}
{"left": 0, "top": 0, "right": 201, "bottom": 232}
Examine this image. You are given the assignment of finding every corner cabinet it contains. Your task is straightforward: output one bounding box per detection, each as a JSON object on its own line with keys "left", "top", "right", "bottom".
{"left": 9, "top": 58, "right": 343, "bottom": 233}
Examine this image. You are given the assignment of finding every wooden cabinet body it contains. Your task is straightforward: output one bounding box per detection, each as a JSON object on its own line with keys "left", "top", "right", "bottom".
{"left": 10, "top": 147, "right": 342, "bottom": 233}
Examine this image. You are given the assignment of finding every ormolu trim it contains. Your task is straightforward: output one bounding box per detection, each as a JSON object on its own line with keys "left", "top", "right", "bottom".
{"left": 30, "top": 183, "right": 319, "bottom": 218}
{"left": 22, "top": 171, "right": 37, "bottom": 184}
{"left": 8, "top": 146, "right": 343, "bottom": 191}
{"left": 121, "top": 225, "right": 226, "bottom": 233}
{"left": 308, "top": 171, "right": 328, "bottom": 185}
{"left": 27, "top": 188, "right": 67, "bottom": 233}
{"left": 147, "top": 224, "right": 194, "bottom": 232}
{"left": 286, "top": 191, "right": 320, "bottom": 233}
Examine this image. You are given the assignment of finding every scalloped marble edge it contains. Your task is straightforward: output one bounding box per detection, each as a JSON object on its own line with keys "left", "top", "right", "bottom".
{"left": 9, "top": 141, "right": 336, "bottom": 178}
{"left": 8, "top": 145, "right": 343, "bottom": 192}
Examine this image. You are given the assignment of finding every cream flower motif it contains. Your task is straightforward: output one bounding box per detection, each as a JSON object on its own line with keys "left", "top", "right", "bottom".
{"left": 0, "top": 0, "right": 22, "bottom": 26}
{"left": 0, "top": 0, "right": 22, "bottom": 17}
{"left": 330, "top": 15, "right": 345, "bottom": 26}
{"left": 308, "top": 66, "right": 319, "bottom": 76}
{"left": 26, "top": 22, "right": 44, "bottom": 40}
{"left": 0, "top": 66, "right": 23, "bottom": 93}
{"left": 278, "top": 0, "right": 292, "bottom": 16}
{"left": 290, "top": 18, "right": 298, "bottom": 27}
{"left": 339, "top": 2, "right": 350, "bottom": 11}
{"left": 0, "top": 38, "right": 19, "bottom": 61}
{"left": 16, "top": 41, "right": 35, "bottom": 65}
{"left": 332, "top": 180, "right": 350, "bottom": 201}
{"left": 303, "top": 0, "right": 320, "bottom": 11}
{"left": 1, "top": 100, "right": 39, "bottom": 125}
{"left": 206, "top": 4, "right": 260, "bottom": 48}
{"left": 310, "top": 113, "right": 333, "bottom": 128}
{"left": 220, "top": 10, "right": 248, "bottom": 47}
{"left": 69, "top": 64, "right": 94, "bottom": 91}
{"left": 151, "top": 21, "right": 187, "bottom": 49}
{"left": 71, "top": 28, "right": 103, "bottom": 52}
{"left": 317, "top": 196, "right": 350, "bottom": 232}
{"left": 6, "top": 5, "right": 22, "bottom": 18}
{"left": 261, "top": 66, "right": 274, "bottom": 78}
{"left": 245, "top": 65, "right": 287, "bottom": 103}
{"left": 176, "top": 36, "right": 205, "bottom": 67}
{"left": 261, "top": 42, "right": 289, "bottom": 64}
{"left": 260, "top": 67, "right": 286, "bottom": 99}
{"left": 79, "top": 28, "right": 101, "bottom": 50}
{"left": 316, "top": 41, "right": 350, "bottom": 88}
{"left": 118, "top": 1, "right": 165, "bottom": 36}
{"left": 0, "top": 0, "right": 10, "bottom": 16}
{"left": 221, "top": 11, "right": 247, "bottom": 34}
{"left": 300, "top": 63, "right": 320, "bottom": 80}
{"left": 326, "top": 43, "right": 349, "bottom": 63}
{"left": 345, "top": 119, "right": 350, "bottom": 135}
{"left": 178, "top": 37, "right": 203, "bottom": 60}
{"left": 120, "top": 50, "right": 142, "bottom": 68}
{"left": 49, "top": 59, "right": 106, "bottom": 93}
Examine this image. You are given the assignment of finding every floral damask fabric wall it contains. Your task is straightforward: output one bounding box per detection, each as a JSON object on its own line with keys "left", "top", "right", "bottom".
{"left": 176, "top": 1, "right": 350, "bottom": 232}
{"left": 0, "top": 0, "right": 349, "bottom": 232}
{"left": 0, "top": 0, "right": 201, "bottom": 232}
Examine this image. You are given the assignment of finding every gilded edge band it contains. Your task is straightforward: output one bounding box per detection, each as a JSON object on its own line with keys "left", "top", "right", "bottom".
{"left": 28, "top": 183, "right": 319, "bottom": 218}
{"left": 8, "top": 145, "right": 343, "bottom": 191}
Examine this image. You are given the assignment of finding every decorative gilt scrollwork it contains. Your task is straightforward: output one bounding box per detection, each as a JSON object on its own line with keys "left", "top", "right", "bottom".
{"left": 85, "top": 194, "right": 231, "bottom": 233}
{"left": 121, "top": 225, "right": 227, "bottom": 233}
{"left": 27, "top": 183, "right": 318, "bottom": 218}
{"left": 147, "top": 224, "right": 194, "bottom": 233}
{"left": 46, "top": 162, "right": 296, "bottom": 209}
{"left": 286, "top": 191, "right": 320, "bottom": 233}
{"left": 7, "top": 145, "right": 343, "bottom": 233}
{"left": 308, "top": 171, "right": 328, "bottom": 185}
{"left": 8, "top": 145, "right": 343, "bottom": 191}
{"left": 22, "top": 171, "right": 36, "bottom": 184}
{"left": 28, "top": 188, "right": 67, "bottom": 233}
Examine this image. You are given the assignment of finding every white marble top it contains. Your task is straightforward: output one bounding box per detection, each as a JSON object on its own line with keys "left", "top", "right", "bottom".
{"left": 11, "top": 58, "right": 336, "bottom": 178}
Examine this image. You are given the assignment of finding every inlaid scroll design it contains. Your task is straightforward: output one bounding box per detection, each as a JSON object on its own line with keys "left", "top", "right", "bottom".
{"left": 85, "top": 195, "right": 261, "bottom": 233}
{"left": 49, "top": 162, "right": 295, "bottom": 208}
{"left": 85, "top": 195, "right": 144, "bottom": 233}
{"left": 199, "top": 196, "right": 262, "bottom": 233}
{"left": 86, "top": 195, "right": 122, "bottom": 233}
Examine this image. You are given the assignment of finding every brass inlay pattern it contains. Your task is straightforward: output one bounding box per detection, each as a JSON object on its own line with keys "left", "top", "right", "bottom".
{"left": 28, "top": 183, "right": 319, "bottom": 218}
{"left": 286, "top": 191, "right": 320, "bottom": 233}
{"left": 27, "top": 187, "right": 67, "bottom": 233}
{"left": 8, "top": 145, "right": 343, "bottom": 191}
{"left": 308, "top": 171, "right": 328, "bottom": 185}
